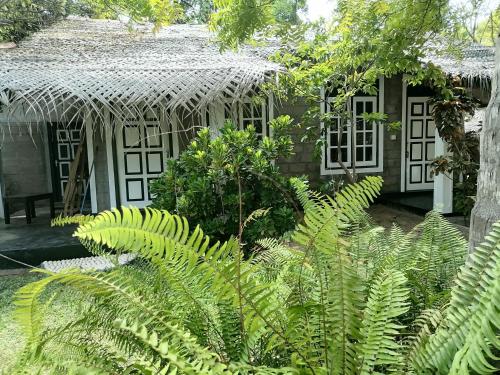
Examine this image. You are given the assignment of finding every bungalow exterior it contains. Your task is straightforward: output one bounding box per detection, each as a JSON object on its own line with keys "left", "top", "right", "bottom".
{"left": 0, "top": 18, "right": 494, "bottom": 218}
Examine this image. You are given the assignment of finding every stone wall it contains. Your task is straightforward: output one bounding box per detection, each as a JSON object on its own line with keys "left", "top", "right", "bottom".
{"left": 380, "top": 75, "right": 403, "bottom": 192}
{"left": 274, "top": 77, "right": 405, "bottom": 192}
{"left": 0, "top": 124, "right": 52, "bottom": 202}
{"left": 93, "top": 133, "right": 110, "bottom": 211}
{"left": 275, "top": 100, "right": 322, "bottom": 185}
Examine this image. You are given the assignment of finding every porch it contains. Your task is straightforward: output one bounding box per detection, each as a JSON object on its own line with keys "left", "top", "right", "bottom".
{"left": 0, "top": 207, "right": 88, "bottom": 269}
{"left": 380, "top": 191, "right": 433, "bottom": 214}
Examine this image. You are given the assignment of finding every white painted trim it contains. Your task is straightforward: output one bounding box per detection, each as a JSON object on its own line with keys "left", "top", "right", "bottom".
{"left": 378, "top": 75, "right": 385, "bottom": 173}
{"left": 0, "top": 156, "right": 4, "bottom": 218}
{"left": 85, "top": 114, "right": 98, "bottom": 213}
{"left": 320, "top": 77, "right": 385, "bottom": 176}
{"left": 433, "top": 132, "right": 453, "bottom": 213}
{"left": 211, "top": 97, "right": 269, "bottom": 138}
{"left": 115, "top": 109, "right": 179, "bottom": 209}
{"left": 268, "top": 92, "right": 274, "bottom": 137}
{"left": 400, "top": 76, "right": 408, "bottom": 192}
{"left": 319, "top": 87, "right": 328, "bottom": 176}
{"left": 104, "top": 109, "right": 117, "bottom": 209}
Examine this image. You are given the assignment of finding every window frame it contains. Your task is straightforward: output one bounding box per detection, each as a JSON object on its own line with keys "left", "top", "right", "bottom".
{"left": 320, "top": 79, "right": 385, "bottom": 175}
{"left": 204, "top": 96, "right": 271, "bottom": 139}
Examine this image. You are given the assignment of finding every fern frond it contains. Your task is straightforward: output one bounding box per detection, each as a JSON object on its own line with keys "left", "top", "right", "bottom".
{"left": 357, "top": 269, "right": 410, "bottom": 374}
{"left": 289, "top": 177, "right": 383, "bottom": 374}
{"left": 406, "top": 308, "right": 444, "bottom": 366}
{"left": 14, "top": 267, "right": 222, "bottom": 371}
{"left": 114, "top": 317, "right": 226, "bottom": 374}
{"left": 14, "top": 270, "right": 56, "bottom": 351}
{"left": 413, "top": 221, "right": 500, "bottom": 374}
{"left": 73, "top": 207, "right": 296, "bottom": 367}
{"left": 51, "top": 214, "right": 94, "bottom": 227}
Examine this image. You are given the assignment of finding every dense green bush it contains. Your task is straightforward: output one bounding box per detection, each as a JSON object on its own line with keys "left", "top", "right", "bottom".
{"left": 9, "top": 176, "right": 499, "bottom": 374}
{"left": 150, "top": 116, "right": 299, "bottom": 247}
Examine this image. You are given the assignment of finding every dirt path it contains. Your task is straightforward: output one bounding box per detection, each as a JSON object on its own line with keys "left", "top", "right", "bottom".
{"left": 367, "top": 204, "right": 470, "bottom": 239}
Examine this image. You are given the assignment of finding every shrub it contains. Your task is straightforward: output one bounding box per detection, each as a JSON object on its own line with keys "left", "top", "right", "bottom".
{"left": 150, "top": 115, "right": 299, "bottom": 247}
{"left": 10, "top": 176, "right": 499, "bottom": 374}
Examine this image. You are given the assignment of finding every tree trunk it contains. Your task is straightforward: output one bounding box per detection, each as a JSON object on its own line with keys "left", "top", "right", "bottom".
{"left": 469, "top": 37, "right": 500, "bottom": 251}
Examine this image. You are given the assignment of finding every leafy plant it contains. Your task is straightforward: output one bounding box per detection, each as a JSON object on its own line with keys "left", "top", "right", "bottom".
{"left": 150, "top": 115, "right": 299, "bottom": 248}
{"left": 430, "top": 81, "right": 481, "bottom": 218}
{"left": 9, "top": 175, "right": 499, "bottom": 374}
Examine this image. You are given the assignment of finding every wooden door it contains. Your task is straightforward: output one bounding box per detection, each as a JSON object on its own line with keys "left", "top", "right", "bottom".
{"left": 49, "top": 123, "right": 87, "bottom": 201}
{"left": 115, "top": 108, "right": 178, "bottom": 208}
{"left": 405, "top": 97, "right": 435, "bottom": 191}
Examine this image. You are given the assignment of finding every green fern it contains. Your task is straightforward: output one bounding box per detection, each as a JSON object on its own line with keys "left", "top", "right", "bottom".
{"left": 51, "top": 214, "right": 94, "bottom": 227}
{"left": 412, "top": 222, "right": 500, "bottom": 374}
{"left": 11, "top": 176, "right": 498, "bottom": 375}
{"left": 357, "top": 270, "right": 409, "bottom": 374}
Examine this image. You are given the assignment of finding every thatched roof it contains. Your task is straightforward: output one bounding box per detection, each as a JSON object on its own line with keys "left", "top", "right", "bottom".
{"left": 0, "top": 17, "right": 280, "bottom": 124}
{"left": 426, "top": 44, "right": 495, "bottom": 83}
{"left": 0, "top": 17, "right": 494, "bottom": 126}
{"left": 464, "top": 107, "right": 486, "bottom": 133}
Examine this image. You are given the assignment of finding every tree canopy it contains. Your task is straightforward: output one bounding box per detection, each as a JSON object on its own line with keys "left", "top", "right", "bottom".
{"left": 450, "top": 0, "right": 500, "bottom": 46}
{"left": 0, "top": 0, "right": 306, "bottom": 42}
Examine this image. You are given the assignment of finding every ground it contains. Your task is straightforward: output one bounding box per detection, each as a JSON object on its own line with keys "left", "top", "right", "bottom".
{"left": 0, "top": 270, "right": 82, "bottom": 372}
{"left": 368, "top": 204, "right": 470, "bottom": 238}
{"left": 0, "top": 271, "right": 38, "bottom": 370}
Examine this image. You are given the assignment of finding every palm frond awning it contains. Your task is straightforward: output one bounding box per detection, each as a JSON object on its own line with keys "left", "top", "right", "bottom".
{"left": 0, "top": 17, "right": 281, "bottom": 125}
{"left": 424, "top": 43, "right": 495, "bottom": 86}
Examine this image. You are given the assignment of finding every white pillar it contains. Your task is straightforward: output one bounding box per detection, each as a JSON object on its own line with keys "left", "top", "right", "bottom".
{"left": 0, "top": 170, "right": 4, "bottom": 219}
{"left": 433, "top": 130, "right": 453, "bottom": 213}
{"left": 104, "top": 109, "right": 117, "bottom": 209}
{"left": 85, "top": 114, "right": 98, "bottom": 214}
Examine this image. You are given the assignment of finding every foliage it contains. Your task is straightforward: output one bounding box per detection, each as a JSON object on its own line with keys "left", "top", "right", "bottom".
{"left": 213, "top": 0, "right": 451, "bottom": 181}
{"left": 0, "top": 0, "right": 183, "bottom": 42}
{"left": 209, "top": 0, "right": 306, "bottom": 48}
{"left": 429, "top": 80, "right": 480, "bottom": 217}
{"left": 0, "top": 0, "right": 67, "bottom": 42}
{"left": 150, "top": 116, "right": 298, "bottom": 248}
{"left": 180, "top": 0, "right": 305, "bottom": 26}
{"left": 0, "top": 272, "right": 87, "bottom": 373}
{"left": 412, "top": 221, "right": 500, "bottom": 374}
{"left": 9, "top": 174, "right": 498, "bottom": 374}
{"left": 450, "top": 1, "right": 500, "bottom": 46}
{"left": 429, "top": 80, "right": 479, "bottom": 144}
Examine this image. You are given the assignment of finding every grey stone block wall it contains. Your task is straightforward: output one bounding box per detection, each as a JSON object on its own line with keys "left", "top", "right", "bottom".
{"left": 274, "top": 76, "right": 405, "bottom": 192}
{"left": 92, "top": 134, "right": 110, "bottom": 211}
{"left": 275, "top": 100, "right": 322, "bottom": 185}
{"left": 0, "top": 124, "right": 52, "bottom": 200}
{"left": 380, "top": 75, "right": 403, "bottom": 192}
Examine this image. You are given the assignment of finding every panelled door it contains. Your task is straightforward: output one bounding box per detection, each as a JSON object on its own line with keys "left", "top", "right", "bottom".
{"left": 405, "top": 97, "right": 435, "bottom": 190}
{"left": 49, "top": 123, "right": 87, "bottom": 201}
{"left": 116, "top": 108, "right": 178, "bottom": 208}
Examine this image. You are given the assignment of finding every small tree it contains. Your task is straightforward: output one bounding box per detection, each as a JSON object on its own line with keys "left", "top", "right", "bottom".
{"left": 211, "top": 0, "right": 451, "bottom": 183}
{"left": 150, "top": 115, "right": 299, "bottom": 247}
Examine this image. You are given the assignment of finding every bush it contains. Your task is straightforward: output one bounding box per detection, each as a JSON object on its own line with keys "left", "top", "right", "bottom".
{"left": 150, "top": 115, "right": 299, "bottom": 247}
{"left": 10, "top": 177, "right": 499, "bottom": 374}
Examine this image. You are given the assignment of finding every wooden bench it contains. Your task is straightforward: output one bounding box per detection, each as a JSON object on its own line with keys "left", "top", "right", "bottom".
{"left": 3, "top": 193, "right": 55, "bottom": 224}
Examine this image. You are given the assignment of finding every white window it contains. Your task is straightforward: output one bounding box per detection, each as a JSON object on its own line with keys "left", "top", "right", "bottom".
{"left": 321, "top": 93, "right": 384, "bottom": 175}
{"left": 205, "top": 97, "right": 270, "bottom": 139}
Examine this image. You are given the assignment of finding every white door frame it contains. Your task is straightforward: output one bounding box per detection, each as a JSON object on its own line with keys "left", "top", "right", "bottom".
{"left": 115, "top": 109, "right": 179, "bottom": 208}
{"left": 401, "top": 93, "right": 435, "bottom": 191}
{"left": 85, "top": 114, "right": 98, "bottom": 213}
{"left": 206, "top": 95, "right": 272, "bottom": 138}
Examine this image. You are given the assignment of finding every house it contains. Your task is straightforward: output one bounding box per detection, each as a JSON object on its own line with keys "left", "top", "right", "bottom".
{"left": 0, "top": 17, "right": 495, "bottom": 218}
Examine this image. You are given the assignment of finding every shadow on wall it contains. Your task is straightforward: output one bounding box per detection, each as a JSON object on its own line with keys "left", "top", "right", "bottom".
{"left": 1, "top": 124, "right": 52, "bottom": 211}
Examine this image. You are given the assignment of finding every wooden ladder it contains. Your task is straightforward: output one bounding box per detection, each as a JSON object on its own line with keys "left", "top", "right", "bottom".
{"left": 62, "top": 133, "right": 87, "bottom": 216}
